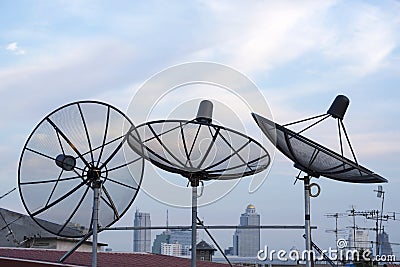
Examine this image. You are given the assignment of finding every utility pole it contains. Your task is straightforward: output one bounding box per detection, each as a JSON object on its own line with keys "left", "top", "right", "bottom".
{"left": 326, "top": 213, "right": 346, "bottom": 266}
{"left": 348, "top": 207, "right": 357, "bottom": 250}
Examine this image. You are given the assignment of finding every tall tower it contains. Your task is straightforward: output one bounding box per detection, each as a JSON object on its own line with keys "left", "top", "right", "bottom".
{"left": 233, "top": 204, "right": 260, "bottom": 257}
{"left": 133, "top": 209, "right": 151, "bottom": 252}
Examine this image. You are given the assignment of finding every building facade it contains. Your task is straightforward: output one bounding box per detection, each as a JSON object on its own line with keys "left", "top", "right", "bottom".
{"left": 348, "top": 229, "right": 370, "bottom": 251}
{"left": 196, "top": 240, "right": 216, "bottom": 262}
{"left": 152, "top": 231, "right": 170, "bottom": 254}
{"left": 161, "top": 242, "right": 182, "bottom": 256}
{"left": 152, "top": 229, "right": 192, "bottom": 256}
{"left": 133, "top": 210, "right": 151, "bottom": 252}
{"left": 232, "top": 204, "right": 260, "bottom": 257}
{"left": 169, "top": 229, "right": 192, "bottom": 256}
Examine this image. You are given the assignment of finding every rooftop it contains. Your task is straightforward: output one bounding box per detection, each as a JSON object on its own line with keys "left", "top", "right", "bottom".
{"left": 196, "top": 240, "right": 216, "bottom": 251}
{"left": 0, "top": 208, "right": 85, "bottom": 247}
{"left": 0, "top": 247, "right": 231, "bottom": 267}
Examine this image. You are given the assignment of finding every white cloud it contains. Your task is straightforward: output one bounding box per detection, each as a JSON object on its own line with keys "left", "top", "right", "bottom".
{"left": 6, "top": 42, "right": 26, "bottom": 55}
{"left": 190, "top": 1, "right": 337, "bottom": 74}
{"left": 189, "top": 0, "right": 400, "bottom": 80}
{"left": 6, "top": 42, "right": 18, "bottom": 51}
{"left": 320, "top": 3, "right": 399, "bottom": 77}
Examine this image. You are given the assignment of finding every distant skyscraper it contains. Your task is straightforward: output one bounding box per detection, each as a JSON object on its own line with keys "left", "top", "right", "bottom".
{"left": 348, "top": 229, "right": 370, "bottom": 251}
{"left": 170, "top": 229, "right": 192, "bottom": 255}
{"left": 152, "top": 231, "right": 170, "bottom": 254}
{"left": 151, "top": 210, "right": 193, "bottom": 256}
{"left": 378, "top": 231, "right": 393, "bottom": 256}
{"left": 133, "top": 209, "right": 151, "bottom": 252}
{"left": 233, "top": 204, "right": 260, "bottom": 257}
{"left": 152, "top": 229, "right": 193, "bottom": 256}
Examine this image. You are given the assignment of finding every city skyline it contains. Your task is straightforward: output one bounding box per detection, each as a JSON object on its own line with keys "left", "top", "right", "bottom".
{"left": 134, "top": 204, "right": 397, "bottom": 259}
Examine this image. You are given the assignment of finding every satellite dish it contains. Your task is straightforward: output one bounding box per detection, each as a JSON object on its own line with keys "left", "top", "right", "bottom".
{"left": 251, "top": 114, "right": 387, "bottom": 184}
{"left": 18, "top": 101, "right": 144, "bottom": 265}
{"left": 128, "top": 100, "right": 270, "bottom": 181}
{"left": 127, "top": 100, "right": 270, "bottom": 267}
{"left": 252, "top": 95, "right": 387, "bottom": 267}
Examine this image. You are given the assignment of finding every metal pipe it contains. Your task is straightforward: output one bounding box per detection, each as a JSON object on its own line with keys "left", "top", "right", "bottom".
{"left": 376, "top": 218, "right": 379, "bottom": 257}
{"left": 197, "top": 217, "right": 233, "bottom": 267}
{"left": 304, "top": 176, "right": 312, "bottom": 267}
{"left": 59, "top": 231, "right": 93, "bottom": 262}
{"left": 379, "top": 192, "right": 385, "bottom": 234}
{"left": 191, "top": 185, "right": 197, "bottom": 267}
{"left": 92, "top": 182, "right": 101, "bottom": 267}
{"left": 0, "top": 188, "right": 16, "bottom": 200}
{"left": 103, "top": 225, "right": 317, "bottom": 230}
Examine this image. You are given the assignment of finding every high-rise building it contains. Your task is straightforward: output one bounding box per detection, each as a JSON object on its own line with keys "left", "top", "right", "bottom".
{"left": 232, "top": 204, "right": 260, "bottom": 257}
{"left": 152, "top": 231, "right": 170, "bottom": 254}
{"left": 161, "top": 242, "right": 182, "bottom": 256}
{"left": 378, "top": 231, "right": 393, "bottom": 256}
{"left": 348, "top": 229, "right": 370, "bottom": 251}
{"left": 152, "top": 229, "right": 193, "bottom": 256}
{"left": 170, "top": 229, "right": 192, "bottom": 255}
{"left": 133, "top": 209, "right": 151, "bottom": 252}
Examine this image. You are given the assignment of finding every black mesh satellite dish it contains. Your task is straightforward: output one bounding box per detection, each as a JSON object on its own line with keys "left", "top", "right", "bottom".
{"left": 252, "top": 95, "right": 387, "bottom": 267}
{"left": 252, "top": 115, "right": 386, "bottom": 183}
{"left": 18, "top": 101, "right": 144, "bottom": 266}
{"left": 127, "top": 100, "right": 270, "bottom": 267}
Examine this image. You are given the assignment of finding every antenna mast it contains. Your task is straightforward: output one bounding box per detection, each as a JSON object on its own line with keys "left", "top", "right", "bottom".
{"left": 166, "top": 210, "right": 169, "bottom": 229}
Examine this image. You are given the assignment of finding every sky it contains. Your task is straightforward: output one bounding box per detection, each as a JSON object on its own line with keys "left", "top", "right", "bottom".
{"left": 1, "top": 0, "right": 400, "bottom": 258}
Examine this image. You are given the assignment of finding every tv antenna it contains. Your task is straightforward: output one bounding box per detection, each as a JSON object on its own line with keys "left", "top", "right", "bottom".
{"left": 252, "top": 95, "right": 387, "bottom": 267}
{"left": 346, "top": 205, "right": 396, "bottom": 256}
{"left": 374, "top": 186, "right": 385, "bottom": 234}
{"left": 18, "top": 101, "right": 144, "bottom": 267}
{"left": 128, "top": 100, "right": 270, "bottom": 267}
{"left": 325, "top": 212, "right": 347, "bottom": 262}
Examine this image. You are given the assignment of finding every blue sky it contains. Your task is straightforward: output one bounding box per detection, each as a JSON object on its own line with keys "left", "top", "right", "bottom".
{"left": 1, "top": 0, "right": 400, "bottom": 257}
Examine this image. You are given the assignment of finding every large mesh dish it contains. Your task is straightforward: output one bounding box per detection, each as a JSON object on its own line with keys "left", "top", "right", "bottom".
{"left": 252, "top": 113, "right": 386, "bottom": 183}
{"left": 127, "top": 119, "right": 270, "bottom": 180}
{"left": 18, "top": 101, "right": 144, "bottom": 237}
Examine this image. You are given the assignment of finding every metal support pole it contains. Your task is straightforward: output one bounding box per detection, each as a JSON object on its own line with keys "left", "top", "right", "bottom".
{"left": 92, "top": 181, "right": 101, "bottom": 267}
{"left": 104, "top": 225, "right": 317, "bottom": 231}
{"left": 191, "top": 185, "right": 198, "bottom": 267}
{"left": 197, "top": 217, "right": 233, "bottom": 267}
{"left": 335, "top": 214, "right": 339, "bottom": 267}
{"left": 375, "top": 218, "right": 379, "bottom": 257}
{"left": 191, "top": 183, "right": 198, "bottom": 267}
{"left": 379, "top": 192, "right": 385, "bottom": 234}
{"left": 304, "top": 176, "right": 312, "bottom": 267}
{"left": 59, "top": 230, "right": 93, "bottom": 262}
{"left": 352, "top": 207, "right": 356, "bottom": 250}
